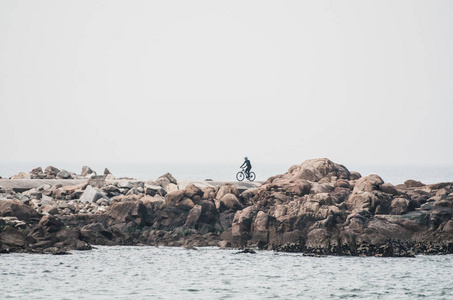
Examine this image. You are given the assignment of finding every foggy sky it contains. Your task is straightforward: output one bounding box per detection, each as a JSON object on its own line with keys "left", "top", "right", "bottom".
{"left": 1, "top": 0, "right": 452, "bottom": 168}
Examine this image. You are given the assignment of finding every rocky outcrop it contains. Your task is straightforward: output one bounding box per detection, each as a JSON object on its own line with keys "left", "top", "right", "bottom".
{"left": 218, "top": 158, "right": 453, "bottom": 256}
{"left": 1, "top": 159, "right": 453, "bottom": 256}
{"left": 8, "top": 165, "right": 114, "bottom": 180}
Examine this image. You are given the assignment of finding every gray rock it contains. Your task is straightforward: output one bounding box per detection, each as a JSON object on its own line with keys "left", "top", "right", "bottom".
{"left": 118, "top": 181, "right": 132, "bottom": 189}
{"left": 79, "top": 185, "right": 108, "bottom": 204}
{"left": 37, "top": 184, "right": 52, "bottom": 191}
{"left": 145, "top": 184, "right": 166, "bottom": 197}
{"left": 57, "top": 170, "right": 72, "bottom": 179}
{"left": 45, "top": 166, "right": 60, "bottom": 175}
{"left": 81, "top": 166, "right": 96, "bottom": 177}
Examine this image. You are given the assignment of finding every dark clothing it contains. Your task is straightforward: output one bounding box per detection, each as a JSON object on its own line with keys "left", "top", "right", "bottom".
{"left": 240, "top": 160, "right": 252, "bottom": 175}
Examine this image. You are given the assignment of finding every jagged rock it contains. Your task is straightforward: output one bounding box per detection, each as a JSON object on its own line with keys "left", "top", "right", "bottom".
{"left": 81, "top": 166, "right": 96, "bottom": 177}
{"left": 45, "top": 166, "right": 60, "bottom": 176}
{"left": 57, "top": 170, "right": 72, "bottom": 179}
{"left": 107, "top": 201, "right": 151, "bottom": 229}
{"left": 79, "top": 185, "right": 108, "bottom": 203}
{"left": 38, "top": 215, "right": 65, "bottom": 232}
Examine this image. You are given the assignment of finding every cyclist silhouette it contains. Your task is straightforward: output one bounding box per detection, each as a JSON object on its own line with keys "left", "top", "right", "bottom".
{"left": 240, "top": 157, "right": 252, "bottom": 177}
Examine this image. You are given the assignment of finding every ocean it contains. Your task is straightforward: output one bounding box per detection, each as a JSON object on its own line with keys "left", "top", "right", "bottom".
{"left": 1, "top": 246, "right": 453, "bottom": 299}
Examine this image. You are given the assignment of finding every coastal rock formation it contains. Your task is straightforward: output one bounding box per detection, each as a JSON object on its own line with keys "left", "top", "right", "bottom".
{"left": 1, "top": 159, "right": 453, "bottom": 256}
{"left": 218, "top": 158, "right": 453, "bottom": 256}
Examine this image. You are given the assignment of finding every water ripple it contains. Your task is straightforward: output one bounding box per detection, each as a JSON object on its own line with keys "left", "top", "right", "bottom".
{"left": 1, "top": 247, "right": 453, "bottom": 299}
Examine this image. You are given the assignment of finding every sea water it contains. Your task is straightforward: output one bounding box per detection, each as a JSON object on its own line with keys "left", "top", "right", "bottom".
{"left": 1, "top": 246, "right": 453, "bottom": 299}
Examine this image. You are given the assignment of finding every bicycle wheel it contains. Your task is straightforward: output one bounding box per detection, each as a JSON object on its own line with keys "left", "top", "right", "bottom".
{"left": 248, "top": 172, "right": 256, "bottom": 181}
{"left": 236, "top": 171, "right": 245, "bottom": 181}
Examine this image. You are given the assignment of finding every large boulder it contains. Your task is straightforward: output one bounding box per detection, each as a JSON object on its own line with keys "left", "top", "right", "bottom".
{"left": 184, "top": 183, "right": 203, "bottom": 199}
{"left": 0, "top": 200, "right": 41, "bottom": 221}
{"left": 165, "top": 190, "right": 185, "bottom": 206}
{"left": 231, "top": 206, "right": 258, "bottom": 238}
{"left": 353, "top": 175, "right": 384, "bottom": 193}
{"left": 184, "top": 205, "right": 202, "bottom": 227}
{"left": 404, "top": 180, "right": 425, "bottom": 188}
{"left": 0, "top": 226, "right": 27, "bottom": 249}
{"left": 45, "top": 166, "right": 60, "bottom": 177}
{"left": 288, "top": 158, "right": 350, "bottom": 182}
{"left": 57, "top": 170, "right": 72, "bottom": 179}
{"left": 38, "top": 215, "right": 65, "bottom": 233}
{"left": 107, "top": 201, "right": 152, "bottom": 229}
{"left": 216, "top": 183, "right": 240, "bottom": 200}
{"left": 217, "top": 193, "right": 243, "bottom": 211}
{"left": 79, "top": 185, "right": 108, "bottom": 203}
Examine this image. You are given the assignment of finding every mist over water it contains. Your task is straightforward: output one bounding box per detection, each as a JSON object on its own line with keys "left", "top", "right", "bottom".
{"left": 1, "top": 246, "right": 453, "bottom": 299}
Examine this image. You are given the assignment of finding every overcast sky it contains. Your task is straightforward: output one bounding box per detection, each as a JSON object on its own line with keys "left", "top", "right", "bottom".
{"left": 0, "top": 0, "right": 452, "bottom": 169}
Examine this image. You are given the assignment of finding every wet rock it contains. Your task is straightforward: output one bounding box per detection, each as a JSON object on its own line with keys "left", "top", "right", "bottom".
{"left": 0, "top": 226, "right": 27, "bottom": 249}
{"left": 236, "top": 248, "right": 256, "bottom": 254}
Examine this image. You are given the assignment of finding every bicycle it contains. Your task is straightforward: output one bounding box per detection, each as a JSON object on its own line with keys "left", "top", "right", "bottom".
{"left": 236, "top": 167, "right": 256, "bottom": 182}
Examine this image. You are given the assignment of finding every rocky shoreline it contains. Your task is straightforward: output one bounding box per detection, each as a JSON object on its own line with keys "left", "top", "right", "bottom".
{"left": 1, "top": 159, "right": 453, "bottom": 257}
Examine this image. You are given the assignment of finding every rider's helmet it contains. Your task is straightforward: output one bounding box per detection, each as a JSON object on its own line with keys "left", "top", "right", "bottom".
{"left": 244, "top": 156, "right": 248, "bottom": 160}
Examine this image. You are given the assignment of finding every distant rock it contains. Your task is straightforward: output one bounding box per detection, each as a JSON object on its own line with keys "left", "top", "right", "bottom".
{"left": 57, "top": 170, "right": 72, "bottom": 179}
{"left": 81, "top": 166, "right": 96, "bottom": 177}
{"left": 10, "top": 172, "right": 30, "bottom": 180}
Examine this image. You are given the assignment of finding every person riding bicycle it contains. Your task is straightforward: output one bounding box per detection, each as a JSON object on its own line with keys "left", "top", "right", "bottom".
{"left": 240, "top": 157, "right": 252, "bottom": 177}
